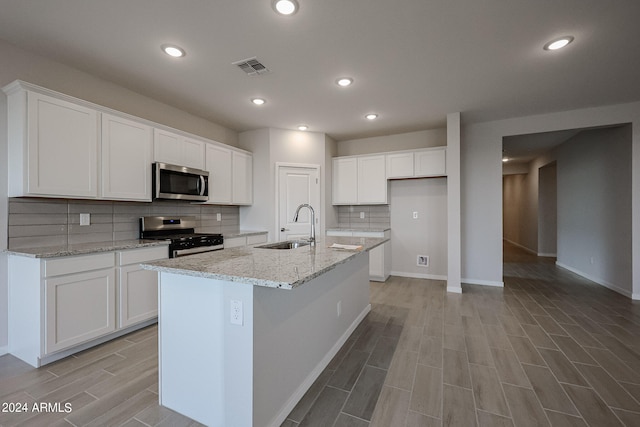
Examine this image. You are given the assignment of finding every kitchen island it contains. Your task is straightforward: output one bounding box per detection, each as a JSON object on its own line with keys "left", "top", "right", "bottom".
{"left": 142, "top": 236, "right": 387, "bottom": 427}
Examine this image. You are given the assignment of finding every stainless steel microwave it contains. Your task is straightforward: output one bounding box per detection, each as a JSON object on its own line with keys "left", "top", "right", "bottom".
{"left": 153, "top": 162, "right": 209, "bottom": 201}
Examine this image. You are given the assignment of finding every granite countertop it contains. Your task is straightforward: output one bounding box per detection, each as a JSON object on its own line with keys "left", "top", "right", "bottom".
{"left": 326, "top": 227, "right": 391, "bottom": 233}
{"left": 6, "top": 239, "right": 170, "bottom": 258}
{"left": 142, "top": 236, "right": 388, "bottom": 290}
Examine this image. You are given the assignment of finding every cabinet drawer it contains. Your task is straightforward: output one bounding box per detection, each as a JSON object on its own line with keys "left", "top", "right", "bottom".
{"left": 247, "top": 234, "right": 268, "bottom": 245}
{"left": 44, "top": 253, "right": 115, "bottom": 278}
{"left": 118, "top": 246, "right": 169, "bottom": 266}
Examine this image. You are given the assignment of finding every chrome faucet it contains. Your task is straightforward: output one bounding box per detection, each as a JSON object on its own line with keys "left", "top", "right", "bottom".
{"left": 293, "top": 204, "right": 316, "bottom": 246}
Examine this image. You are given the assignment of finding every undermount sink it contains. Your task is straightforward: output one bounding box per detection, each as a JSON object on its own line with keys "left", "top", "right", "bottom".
{"left": 256, "top": 240, "right": 311, "bottom": 250}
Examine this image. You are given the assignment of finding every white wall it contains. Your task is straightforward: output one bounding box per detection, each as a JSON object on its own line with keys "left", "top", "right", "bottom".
{"left": 463, "top": 102, "right": 640, "bottom": 299}
{"left": 239, "top": 128, "right": 329, "bottom": 241}
{"left": 0, "top": 38, "right": 239, "bottom": 353}
{"left": 538, "top": 162, "right": 557, "bottom": 256}
{"left": 390, "top": 179, "right": 447, "bottom": 279}
{"left": 337, "top": 128, "right": 446, "bottom": 156}
{"left": 556, "top": 126, "right": 632, "bottom": 297}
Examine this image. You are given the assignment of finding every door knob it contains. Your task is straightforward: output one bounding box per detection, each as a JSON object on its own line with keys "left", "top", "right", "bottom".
{"left": 281, "top": 228, "right": 290, "bottom": 232}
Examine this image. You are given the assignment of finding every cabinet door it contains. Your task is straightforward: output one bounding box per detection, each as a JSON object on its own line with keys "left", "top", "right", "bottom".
{"left": 102, "top": 114, "right": 153, "bottom": 201}
{"left": 414, "top": 148, "right": 446, "bottom": 177}
{"left": 27, "top": 92, "right": 98, "bottom": 198}
{"left": 205, "top": 144, "right": 233, "bottom": 204}
{"left": 332, "top": 158, "right": 358, "bottom": 205}
{"left": 119, "top": 265, "right": 158, "bottom": 328}
{"left": 183, "top": 137, "right": 205, "bottom": 170}
{"left": 153, "top": 129, "right": 183, "bottom": 165}
{"left": 386, "top": 152, "right": 414, "bottom": 179}
{"left": 232, "top": 151, "right": 253, "bottom": 205}
{"left": 45, "top": 268, "right": 116, "bottom": 354}
{"left": 357, "top": 155, "right": 387, "bottom": 204}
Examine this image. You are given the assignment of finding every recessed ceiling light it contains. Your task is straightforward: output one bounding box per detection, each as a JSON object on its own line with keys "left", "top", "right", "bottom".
{"left": 251, "top": 98, "right": 266, "bottom": 105}
{"left": 297, "top": 125, "right": 309, "bottom": 131}
{"left": 336, "top": 77, "right": 353, "bottom": 87}
{"left": 365, "top": 113, "right": 378, "bottom": 120}
{"left": 161, "top": 44, "right": 186, "bottom": 58}
{"left": 273, "top": 0, "right": 298, "bottom": 15}
{"left": 543, "top": 36, "right": 574, "bottom": 51}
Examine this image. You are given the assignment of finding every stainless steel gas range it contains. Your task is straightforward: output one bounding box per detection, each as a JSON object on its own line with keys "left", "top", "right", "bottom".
{"left": 139, "top": 216, "right": 223, "bottom": 258}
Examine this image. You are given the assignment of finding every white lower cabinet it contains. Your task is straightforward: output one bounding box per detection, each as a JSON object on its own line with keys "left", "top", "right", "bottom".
{"left": 8, "top": 246, "right": 168, "bottom": 367}
{"left": 223, "top": 233, "right": 268, "bottom": 249}
{"left": 326, "top": 230, "right": 391, "bottom": 281}
{"left": 117, "top": 246, "right": 168, "bottom": 328}
{"left": 45, "top": 267, "right": 116, "bottom": 354}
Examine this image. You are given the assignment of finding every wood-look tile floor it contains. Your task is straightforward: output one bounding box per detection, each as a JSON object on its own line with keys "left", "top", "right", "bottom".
{"left": 284, "top": 242, "right": 640, "bottom": 427}
{"left": 2, "top": 241, "right": 640, "bottom": 426}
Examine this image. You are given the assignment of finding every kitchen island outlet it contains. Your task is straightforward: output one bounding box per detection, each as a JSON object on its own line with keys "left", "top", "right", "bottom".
{"left": 142, "top": 236, "right": 387, "bottom": 427}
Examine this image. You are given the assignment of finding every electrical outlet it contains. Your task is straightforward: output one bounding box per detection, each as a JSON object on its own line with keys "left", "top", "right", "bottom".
{"left": 413, "top": 211, "right": 418, "bottom": 219}
{"left": 417, "top": 255, "right": 429, "bottom": 267}
{"left": 80, "top": 213, "right": 91, "bottom": 226}
{"left": 216, "top": 213, "right": 222, "bottom": 221}
{"left": 360, "top": 212, "right": 365, "bottom": 219}
{"left": 337, "top": 300, "right": 342, "bottom": 317}
{"left": 230, "top": 299, "right": 243, "bottom": 325}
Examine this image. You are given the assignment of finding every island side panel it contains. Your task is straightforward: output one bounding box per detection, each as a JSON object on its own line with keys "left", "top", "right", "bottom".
{"left": 253, "top": 251, "right": 371, "bottom": 427}
{"left": 159, "top": 272, "right": 254, "bottom": 427}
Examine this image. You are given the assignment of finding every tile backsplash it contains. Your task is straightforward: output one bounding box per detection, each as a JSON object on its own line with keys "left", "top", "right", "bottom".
{"left": 337, "top": 205, "right": 391, "bottom": 229}
{"left": 8, "top": 198, "right": 240, "bottom": 250}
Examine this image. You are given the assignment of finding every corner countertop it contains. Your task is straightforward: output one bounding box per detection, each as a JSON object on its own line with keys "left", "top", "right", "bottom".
{"left": 5, "top": 239, "right": 170, "bottom": 258}
{"left": 142, "top": 236, "right": 388, "bottom": 290}
{"left": 222, "top": 230, "right": 268, "bottom": 238}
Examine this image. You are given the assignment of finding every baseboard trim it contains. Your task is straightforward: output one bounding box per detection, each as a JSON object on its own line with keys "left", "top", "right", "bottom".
{"left": 503, "top": 239, "right": 537, "bottom": 255}
{"left": 447, "top": 286, "right": 462, "bottom": 294}
{"left": 269, "top": 303, "right": 372, "bottom": 427}
{"left": 462, "top": 278, "right": 504, "bottom": 287}
{"left": 0, "top": 345, "right": 8, "bottom": 356}
{"left": 537, "top": 252, "right": 557, "bottom": 258}
{"left": 390, "top": 271, "right": 447, "bottom": 281}
{"left": 555, "top": 261, "right": 633, "bottom": 299}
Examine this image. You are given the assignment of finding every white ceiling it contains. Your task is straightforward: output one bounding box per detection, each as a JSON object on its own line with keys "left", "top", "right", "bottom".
{"left": 0, "top": 0, "right": 639, "bottom": 141}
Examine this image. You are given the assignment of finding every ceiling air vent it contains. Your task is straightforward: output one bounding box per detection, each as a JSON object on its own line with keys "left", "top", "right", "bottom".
{"left": 232, "top": 57, "right": 271, "bottom": 76}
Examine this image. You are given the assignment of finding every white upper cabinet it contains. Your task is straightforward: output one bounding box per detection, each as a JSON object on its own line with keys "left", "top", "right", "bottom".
{"left": 232, "top": 150, "right": 253, "bottom": 205}
{"left": 414, "top": 147, "right": 446, "bottom": 177}
{"left": 357, "top": 155, "right": 387, "bottom": 204}
{"left": 101, "top": 113, "right": 153, "bottom": 201}
{"left": 205, "top": 143, "right": 233, "bottom": 204}
{"left": 6, "top": 87, "right": 99, "bottom": 198}
{"left": 332, "top": 155, "right": 387, "bottom": 205}
{"left": 153, "top": 129, "right": 205, "bottom": 170}
{"left": 386, "top": 152, "right": 415, "bottom": 179}
{"left": 332, "top": 157, "right": 358, "bottom": 204}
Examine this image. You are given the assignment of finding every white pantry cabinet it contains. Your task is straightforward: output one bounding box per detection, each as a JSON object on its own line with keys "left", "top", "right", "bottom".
{"left": 153, "top": 129, "right": 206, "bottom": 170}
{"left": 101, "top": 113, "right": 153, "bottom": 201}
{"left": 8, "top": 246, "right": 167, "bottom": 367}
{"left": 332, "top": 155, "right": 387, "bottom": 205}
{"left": 5, "top": 85, "right": 99, "bottom": 198}
{"left": 326, "top": 229, "right": 391, "bottom": 281}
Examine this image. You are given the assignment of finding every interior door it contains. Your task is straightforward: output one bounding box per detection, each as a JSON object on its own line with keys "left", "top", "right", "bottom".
{"left": 278, "top": 165, "right": 320, "bottom": 242}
